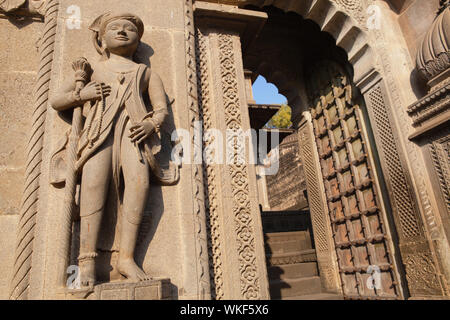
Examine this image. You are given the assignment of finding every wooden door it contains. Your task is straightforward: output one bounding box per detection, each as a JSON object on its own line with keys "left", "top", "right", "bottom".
{"left": 306, "top": 60, "right": 403, "bottom": 299}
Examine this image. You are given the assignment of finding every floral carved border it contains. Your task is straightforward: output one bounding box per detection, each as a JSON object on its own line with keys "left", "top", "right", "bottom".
{"left": 218, "top": 33, "right": 261, "bottom": 300}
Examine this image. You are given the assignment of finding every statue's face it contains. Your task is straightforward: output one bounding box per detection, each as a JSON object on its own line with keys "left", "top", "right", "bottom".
{"left": 102, "top": 19, "right": 140, "bottom": 56}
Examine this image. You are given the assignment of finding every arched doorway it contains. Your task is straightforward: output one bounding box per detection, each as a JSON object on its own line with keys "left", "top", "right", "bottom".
{"left": 243, "top": 5, "right": 407, "bottom": 300}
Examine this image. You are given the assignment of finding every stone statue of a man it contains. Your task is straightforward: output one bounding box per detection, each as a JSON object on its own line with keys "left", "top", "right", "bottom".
{"left": 51, "top": 12, "right": 176, "bottom": 287}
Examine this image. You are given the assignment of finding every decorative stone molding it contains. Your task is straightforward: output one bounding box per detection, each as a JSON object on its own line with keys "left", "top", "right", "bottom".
{"left": 195, "top": 27, "right": 225, "bottom": 300}
{"left": 353, "top": 1, "right": 450, "bottom": 298}
{"left": 404, "top": 252, "right": 442, "bottom": 296}
{"left": 402, "top": 248, "right": 445, "bottom": 297}
{"left": 184, "top": 0, "right": 212, "bottom": 300}
{"left": 333, "top": 0, "right": 366, "bottom": 27}
{"left": 366, "top": 84, "right": 423, "bottom": 239}
{"left": 405, "top": 2, "right": 450, "bottom": 296}
{"left": 407, "top": 83, "right": 450, "bottom": 139}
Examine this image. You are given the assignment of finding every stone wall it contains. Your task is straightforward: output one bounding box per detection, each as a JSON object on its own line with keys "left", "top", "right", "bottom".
{"left": 0, "top": 16, "right": 43, "bottom": 299}
{"left": 265, "top": 134, "right": 308, "bottom": 211}
{"left": 393, "top": 0, "right": 440, "bottom": 60}
{"left": 0, "top": 17, "right": 41, "bottom": 216}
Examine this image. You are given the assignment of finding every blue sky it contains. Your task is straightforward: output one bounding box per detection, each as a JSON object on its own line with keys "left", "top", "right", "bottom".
{"left": 252, "top": 75, "right": 287, "bottom": 105}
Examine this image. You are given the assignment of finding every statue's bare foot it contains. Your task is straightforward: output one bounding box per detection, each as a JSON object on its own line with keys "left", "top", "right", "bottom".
{"left": 117, "top": 258, "right": 151, "bottom": 282}
{"left": 79, "top": 259, "right": 96, "bottom": 288}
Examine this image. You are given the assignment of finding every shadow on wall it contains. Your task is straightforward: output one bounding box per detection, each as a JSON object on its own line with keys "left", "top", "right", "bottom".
{"left": 2, "top": 14, "right": 37, "bottom": 29}
{"left": 410, "top": 68, "right": 429, "bottom": 99}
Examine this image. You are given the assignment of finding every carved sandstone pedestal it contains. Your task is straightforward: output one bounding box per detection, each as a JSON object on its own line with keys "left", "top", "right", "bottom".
{"left": 66, "top": 279, "right": 172, "bottom": 300}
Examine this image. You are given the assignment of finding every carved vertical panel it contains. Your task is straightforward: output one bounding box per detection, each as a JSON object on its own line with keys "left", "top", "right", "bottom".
{"left": 429, "top": 131, "right": 450, "bottom": 215}
{"left": 297, "top": 115, "right": 342, "bottom": 293}
{"left": 194, "top": 22, "right": 268, "bottom": 299}
{"left": 184, "top": 0, "right": 211, "bottom": 299}
{"left": 367, "top": 86, "right": 422, "bottom": 239}
{"left": 195, "top": 27, "right": 225, "bottom": 300}
{"left": 218, "top": 33, "right": 261, "bottom": 300}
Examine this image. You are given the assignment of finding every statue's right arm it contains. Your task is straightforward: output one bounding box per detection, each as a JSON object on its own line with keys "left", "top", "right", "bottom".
{"left": 50, "top": 78, "right": 78, "bottom": 111}
{"left": 50, "top": 79, "right": 111, "bottom": 112}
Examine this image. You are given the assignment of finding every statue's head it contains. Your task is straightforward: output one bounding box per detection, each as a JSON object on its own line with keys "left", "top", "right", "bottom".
{"left": 89, "top": 12, "right": 144, "bottom": 59}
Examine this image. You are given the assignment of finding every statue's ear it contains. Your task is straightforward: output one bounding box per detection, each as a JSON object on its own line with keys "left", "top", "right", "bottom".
{"left": 89, "top": 13, "right": 108, "bottom": 56}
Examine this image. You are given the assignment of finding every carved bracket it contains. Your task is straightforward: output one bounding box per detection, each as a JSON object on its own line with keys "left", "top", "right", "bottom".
{"left": 0, "top": 0, "right": 47, "bottom": 15}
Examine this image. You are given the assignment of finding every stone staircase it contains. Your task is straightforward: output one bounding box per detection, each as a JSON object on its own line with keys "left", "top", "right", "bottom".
{"left": 264, "top": 230, "right": 342, "bottom": 300}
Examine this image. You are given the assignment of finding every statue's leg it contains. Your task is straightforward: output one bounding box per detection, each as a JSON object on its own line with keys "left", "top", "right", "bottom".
{"left": 78, "top": 135, "right": 113, "bottom": 287}
{"left": 117, "top": 123, "right": 151, "bottom": 282}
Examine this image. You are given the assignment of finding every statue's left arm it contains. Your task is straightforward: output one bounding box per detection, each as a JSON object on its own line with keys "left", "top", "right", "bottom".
{"left": 146, "top": 68, "right": 168, "bottom": 129}
{"left": 130, "top": 68, "right": 168, "bottom": 144}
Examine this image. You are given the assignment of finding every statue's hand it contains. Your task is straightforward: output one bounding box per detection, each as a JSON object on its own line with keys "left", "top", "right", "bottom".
{"left": 79, "top": 81, "right": 111, "bottom": 102}
{"left": 129, "top": 120, "right": 156, "bottom": 145}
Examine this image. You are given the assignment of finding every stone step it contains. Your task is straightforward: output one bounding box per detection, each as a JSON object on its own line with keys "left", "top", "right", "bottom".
{"left": 265, "top": 231, "right": 313, "bottom": 255}
{"left": 284, "top": 293, "right": 344, "bottom": 300}
{"left": 266, "top": 249, "right": 317, "bottom": 265}
{"left": 268, "top": 262, "right": 318, "bottom": 280}
{"left": 269, "top": 276, "right": 323, "bottom": 299}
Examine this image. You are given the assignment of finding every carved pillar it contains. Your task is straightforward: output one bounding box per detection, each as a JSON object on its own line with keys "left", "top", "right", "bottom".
{"left": 295, "top": 113, "right": 342, "bottom": 294}
{"left": 194, "top": 2, "right": 270, "bottom": 299}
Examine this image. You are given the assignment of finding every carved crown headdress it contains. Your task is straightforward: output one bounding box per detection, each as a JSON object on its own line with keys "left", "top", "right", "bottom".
{"left": 89, "top": 12, "right": 145, "bottom": 56}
